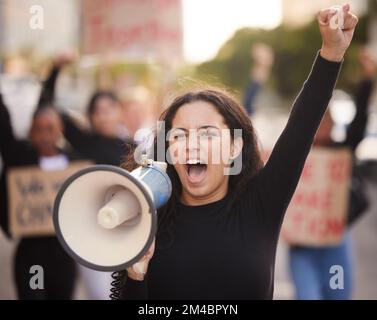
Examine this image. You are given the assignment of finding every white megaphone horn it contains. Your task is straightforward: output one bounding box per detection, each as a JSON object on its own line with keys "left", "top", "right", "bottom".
{"left": 53, "top": 157, "right": 172, "bottom": 271}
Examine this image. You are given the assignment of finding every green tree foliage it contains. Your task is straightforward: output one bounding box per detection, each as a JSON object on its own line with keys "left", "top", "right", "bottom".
{"left": 195, "top": 16, "right": 368, "bottom": 102}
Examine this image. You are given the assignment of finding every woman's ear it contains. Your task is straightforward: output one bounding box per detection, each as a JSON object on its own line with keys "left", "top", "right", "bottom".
{"left": 230, "top": 137, "right": 243, "bottom": 160}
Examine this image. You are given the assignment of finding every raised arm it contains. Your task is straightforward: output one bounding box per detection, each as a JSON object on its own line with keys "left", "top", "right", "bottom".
{"left": 344, "top": 48, "right": 375, "bottom": 151}
{"left": 254, "top": 4, "right": 358, "bottom": 233}
{"left": 38, "top": 54, "right": 95, "bottom": 153}
{"left": 37, "top": 65, "right": 61, "bottom": 108}
{"left": 38, "top": 51, "right": 76, "bottom": 108}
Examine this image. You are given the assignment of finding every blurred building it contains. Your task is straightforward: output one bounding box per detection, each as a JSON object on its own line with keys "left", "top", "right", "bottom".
{"left": 282, "top": 0, "right": 368, "bottom": 26}
{"left": 0, "top": 0, "right": 80, "bottom": 56}
{"left": 0, "top": 0, "right": 183, "bottom": 62}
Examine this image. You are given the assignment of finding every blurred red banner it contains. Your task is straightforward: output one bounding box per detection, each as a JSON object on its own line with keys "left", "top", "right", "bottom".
{"left": 81, "top": 0, "right": 183, "bottom": 61}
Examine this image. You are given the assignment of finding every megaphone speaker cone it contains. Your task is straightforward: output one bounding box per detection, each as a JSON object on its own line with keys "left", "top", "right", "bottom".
{"left": 53, "top": 165, "right": 158, "bottom": 272}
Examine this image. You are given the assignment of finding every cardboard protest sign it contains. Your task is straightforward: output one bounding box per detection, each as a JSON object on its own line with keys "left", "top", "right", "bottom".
{"left": 279, "top": 147, "right": 352, "bottom": 246}
{"left": 262, "top": 147, "right": 352, "bottom": 246}
{"left": 7, "top": 161, "right": 92, "bottom": 238}
{"left": 81, "top": 0, "right": 183, "bottom": 60}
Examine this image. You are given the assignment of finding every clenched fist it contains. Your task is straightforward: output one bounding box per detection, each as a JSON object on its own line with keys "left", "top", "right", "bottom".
{"left": 318, "top": 3, "right": 358, "bottom": 62}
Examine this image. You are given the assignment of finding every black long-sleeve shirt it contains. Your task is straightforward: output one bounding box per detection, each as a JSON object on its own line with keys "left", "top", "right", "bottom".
{"left": 39, "top": 66, "right": 133, "bottom": 166}
{"left": 120, "top": 52, "right": 343, "bottom": 300}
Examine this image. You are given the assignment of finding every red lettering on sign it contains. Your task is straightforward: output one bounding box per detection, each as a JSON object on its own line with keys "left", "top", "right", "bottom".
{"left": 327, "top": 157, "right": 350, "bottom": 183}
{"left": 291, "top": 189, "right": 332, "bottom": 211}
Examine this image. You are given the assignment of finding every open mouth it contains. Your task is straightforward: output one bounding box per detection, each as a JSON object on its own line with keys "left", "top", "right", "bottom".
{"left": 185, "top": 160, "right": 208, "bottom": 184}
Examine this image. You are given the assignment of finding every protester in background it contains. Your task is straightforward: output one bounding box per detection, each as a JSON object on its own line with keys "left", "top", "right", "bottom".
{"left": 0, "top": 60, "right": 80, "bottom": 298}
{"left": 120, "top": 86, "right": 156, "bottom": 144}
{"left": 243, "top": 43, "right": 274, "bottom": 116}
{"left": 39, "top": 53, "right": 134, "bottom": 166}
{"left": 41, "top": 54, "right": 135, "bottom": 299}
{"left": 288, "top": 47, "right": 375, "bottom": 300}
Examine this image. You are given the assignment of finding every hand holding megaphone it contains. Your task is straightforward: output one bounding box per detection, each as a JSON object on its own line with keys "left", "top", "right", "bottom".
{"left": 127, "top": 238, "right": 155, "bottom": 281}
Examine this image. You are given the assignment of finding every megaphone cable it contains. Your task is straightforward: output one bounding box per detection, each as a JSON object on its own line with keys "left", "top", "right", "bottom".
{"left": 109, "top": 270, "right": 128, "bottom": 300}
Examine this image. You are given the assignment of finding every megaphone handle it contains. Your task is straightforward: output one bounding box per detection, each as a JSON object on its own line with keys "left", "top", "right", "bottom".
{"left": 128, "top": 260, "right": 149, "bottom": 281}
{"left": 133, "top": 260, "right": 148, "bottom": 275}
{"left": 128, "top": 239, "right": 155, "bottom": 281}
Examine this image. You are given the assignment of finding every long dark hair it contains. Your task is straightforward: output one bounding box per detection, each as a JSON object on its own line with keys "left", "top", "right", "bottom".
{"left": 122, "top": 88, "right": 263, "bottom": 249}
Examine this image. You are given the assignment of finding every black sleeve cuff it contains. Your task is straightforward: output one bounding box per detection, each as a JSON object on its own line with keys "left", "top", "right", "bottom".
{"left": 304, "top": 50, "right": 343, "bottom": 101}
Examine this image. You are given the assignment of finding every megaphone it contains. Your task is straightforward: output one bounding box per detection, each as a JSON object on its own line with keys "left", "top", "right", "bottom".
{"left": 53, "top": 158, "right": 172, "bottom": 272}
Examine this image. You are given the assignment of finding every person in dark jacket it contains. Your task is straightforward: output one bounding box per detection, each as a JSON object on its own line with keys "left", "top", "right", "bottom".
{"left": 0, "top": 79, "right": 81, "bottom": 299}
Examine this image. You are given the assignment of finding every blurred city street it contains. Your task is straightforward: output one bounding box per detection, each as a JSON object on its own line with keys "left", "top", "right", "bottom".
{"left": 1, "top": 0, "right": 377, "bottom": 301}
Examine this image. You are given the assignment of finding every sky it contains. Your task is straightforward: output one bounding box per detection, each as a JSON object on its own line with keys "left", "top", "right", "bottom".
{"left": 182, "top": 0, "right": 282, "bottom": 63}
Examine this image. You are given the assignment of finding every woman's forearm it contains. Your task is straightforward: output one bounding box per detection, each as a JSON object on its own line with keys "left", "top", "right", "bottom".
{"left": 256, "top": 51, "right": 343, "bottom": 230}
{"left": 37, "top": 65, "right": 61, "bottom": 109}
